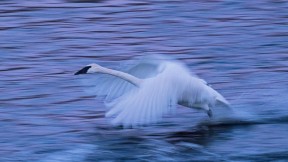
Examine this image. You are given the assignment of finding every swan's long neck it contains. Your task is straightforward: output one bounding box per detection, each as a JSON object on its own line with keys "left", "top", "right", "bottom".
{"left": 99, "top": 67, "right": 142, "bottom": 87}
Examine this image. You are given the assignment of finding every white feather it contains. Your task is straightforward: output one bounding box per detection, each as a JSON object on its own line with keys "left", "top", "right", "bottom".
{"left": 106, "top": 66, "right": 178, "bottom": 127}
{"left": 81, "top": 56, "right": 160, "bottom": 104}
{"left": 76, "top": 55, "right": 230, "bottom": 127}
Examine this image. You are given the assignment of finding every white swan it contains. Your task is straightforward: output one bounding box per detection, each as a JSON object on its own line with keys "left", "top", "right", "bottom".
{"left": 75, "top": 56, "right": 230, "bottom": 127}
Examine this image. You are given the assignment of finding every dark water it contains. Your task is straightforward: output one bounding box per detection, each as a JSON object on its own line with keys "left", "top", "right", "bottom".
{"left": 1, "top": 0, "right": 288, "bottom": 161}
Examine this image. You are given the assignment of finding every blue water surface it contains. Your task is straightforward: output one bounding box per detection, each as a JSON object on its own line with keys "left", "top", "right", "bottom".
{"left": 0, "top": 0, "right": 288, "bottom": 161}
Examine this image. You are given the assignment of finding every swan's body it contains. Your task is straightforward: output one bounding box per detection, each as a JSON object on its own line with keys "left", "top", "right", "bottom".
{"left": 75, "top": 56, "right": 229, "bottom": 127}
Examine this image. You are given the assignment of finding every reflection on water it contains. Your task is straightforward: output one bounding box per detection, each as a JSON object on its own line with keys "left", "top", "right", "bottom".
{"left": 0, "top": 0, "right": 288, "bottom": 161}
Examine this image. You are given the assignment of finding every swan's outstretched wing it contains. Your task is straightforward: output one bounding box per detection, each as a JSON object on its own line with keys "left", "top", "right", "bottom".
{"left": 81, "top": 73, "right": 135, "bottom": 103}
{"left": 80, "top": 56, "right": 162, "bottom": 103}
{"left": 105, "top": 76, "right": 178, "bottom": 127}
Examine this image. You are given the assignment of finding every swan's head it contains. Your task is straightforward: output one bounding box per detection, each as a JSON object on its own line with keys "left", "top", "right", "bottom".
{"left": 74, "top": 63, "right": 103, "bottom": 75}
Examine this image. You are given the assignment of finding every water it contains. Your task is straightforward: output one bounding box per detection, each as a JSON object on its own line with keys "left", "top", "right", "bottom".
{"left": 1, "top": 0, "right": 288, "bottom": 161}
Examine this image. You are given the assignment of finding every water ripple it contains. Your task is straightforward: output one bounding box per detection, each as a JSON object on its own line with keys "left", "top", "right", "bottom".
{"left": 1, "top": 0, "right": 288, "bottom": 161}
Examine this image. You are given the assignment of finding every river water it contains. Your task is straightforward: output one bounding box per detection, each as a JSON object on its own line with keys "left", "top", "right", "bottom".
{"left": 1, "top": 0, "right": 288, "bottom": 161}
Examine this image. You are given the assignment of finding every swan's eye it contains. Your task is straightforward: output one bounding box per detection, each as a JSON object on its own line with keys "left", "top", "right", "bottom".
{"left": 74, "top": 66, "right": 92, "bottom": 75}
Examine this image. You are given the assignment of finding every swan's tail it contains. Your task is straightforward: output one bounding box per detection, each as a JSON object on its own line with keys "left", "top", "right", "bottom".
{"left": 208, "top": 86, "right": 230, "bottom": 107}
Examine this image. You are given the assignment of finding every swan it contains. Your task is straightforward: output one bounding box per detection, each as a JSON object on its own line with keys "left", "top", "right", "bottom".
{"left": 75, "top": 56, "right": 230, "bottom": 127}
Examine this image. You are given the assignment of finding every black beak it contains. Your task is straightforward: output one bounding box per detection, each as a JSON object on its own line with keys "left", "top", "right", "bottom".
{"left": 74, "top": 66, "right": 91, "bottom": 75}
